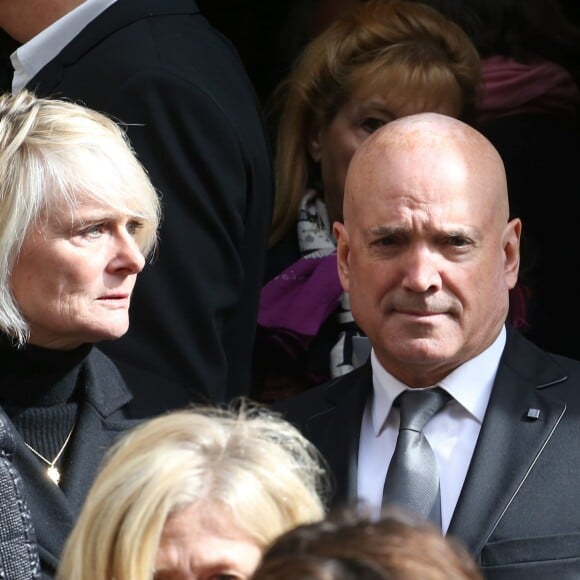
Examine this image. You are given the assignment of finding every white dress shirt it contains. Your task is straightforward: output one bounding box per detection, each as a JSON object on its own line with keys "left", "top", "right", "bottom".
{"left": 357, "top": 326, "right": 506, "bottom": 532}
{"left": 11, "top": 0, "right": 117, "bottom": 93}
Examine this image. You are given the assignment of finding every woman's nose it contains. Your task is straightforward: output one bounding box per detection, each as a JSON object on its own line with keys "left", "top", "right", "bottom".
{"left": 110, "top": 228, "right": 146, "bottom": 273}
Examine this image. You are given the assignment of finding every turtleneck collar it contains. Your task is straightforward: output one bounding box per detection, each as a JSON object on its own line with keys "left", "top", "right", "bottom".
{"left": 0, "top": 333, "right": 93, "bottom": 406}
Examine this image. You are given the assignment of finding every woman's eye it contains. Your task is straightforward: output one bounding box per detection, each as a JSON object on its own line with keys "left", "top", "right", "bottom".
{"left": 81, "top": 223, "right": 107, "bottom": 238}
{"left": 361, "top": 117, "right": 388, "bottom": 133}
{"left": 127, "top": 219, "right": 144, "bottom": 236}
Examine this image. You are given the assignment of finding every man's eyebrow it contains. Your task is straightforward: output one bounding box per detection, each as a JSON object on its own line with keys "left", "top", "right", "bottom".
{"left": 443, "top": 226, "right": 475, "bottom": 238}
{"left": 365, "top": 224, "right": 476, "bottom": 238}
{"left": 367, "top": 224, "right": 404, "bottom": 236}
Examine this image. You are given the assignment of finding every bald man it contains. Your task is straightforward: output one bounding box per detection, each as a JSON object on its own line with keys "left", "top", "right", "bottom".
{"left": 275, "top": 113, "right": 580, "bottom": 579}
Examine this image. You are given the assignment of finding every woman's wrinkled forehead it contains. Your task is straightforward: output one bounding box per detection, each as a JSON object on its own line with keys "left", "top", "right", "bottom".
{"left": 44, "top": 184, "right": 145, "bottom": 219}
{"left": 44, "top": 144, "right": 155, "bottom": 211}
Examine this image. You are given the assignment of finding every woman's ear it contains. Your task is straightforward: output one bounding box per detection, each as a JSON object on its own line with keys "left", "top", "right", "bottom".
{"left": 308, "top": 126, "right": 323, "bottom": 162}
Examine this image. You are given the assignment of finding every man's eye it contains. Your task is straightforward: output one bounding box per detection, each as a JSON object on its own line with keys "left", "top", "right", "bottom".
{"left": 377, "top": 235, "right": 397, "bottom": 246}
{"left": 448, "top": 235, "right": 470, "bottom": 247}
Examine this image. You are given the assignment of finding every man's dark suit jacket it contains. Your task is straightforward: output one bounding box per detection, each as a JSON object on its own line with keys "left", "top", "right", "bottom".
{"left": 275, "top": 327, "right": 580, "bottom": 579}
{"left": 1, "top": 347, "right": 166, "bottom": 579}
{"left": 24, "top": 0, "right": 273, "bottom": 403}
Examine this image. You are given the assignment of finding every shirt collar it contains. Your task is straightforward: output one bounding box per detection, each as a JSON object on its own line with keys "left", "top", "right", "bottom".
{"left": 10, "top": 0, "right": 117, "bottom": 93}
{"left": 370, "top": 326, "right": 506, "bottom": 435}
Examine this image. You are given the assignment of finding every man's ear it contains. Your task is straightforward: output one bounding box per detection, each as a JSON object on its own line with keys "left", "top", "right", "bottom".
{"left": 504, "top": 218, "right": 521, "bottom": 289}
{"left": 334, "top": 221, "right": 350, "bottom": 292}
{"left": 308, "top": 126, "right": 322, "bottom": 162}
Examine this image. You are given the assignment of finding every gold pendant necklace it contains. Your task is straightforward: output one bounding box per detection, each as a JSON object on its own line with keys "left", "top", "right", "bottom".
{"left": 24, "top": 420, "right": 76, "bottom": 486}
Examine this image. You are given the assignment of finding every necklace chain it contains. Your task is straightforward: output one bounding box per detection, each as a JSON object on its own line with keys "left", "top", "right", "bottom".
{"left": 24, "top": 420, "right": 76, "bottom": 486}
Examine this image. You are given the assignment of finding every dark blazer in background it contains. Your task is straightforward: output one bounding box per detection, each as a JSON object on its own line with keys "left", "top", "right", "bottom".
{"left": 275, "top": 327, "right": 580, "bottom": 579}
{"left": 25, "top": 0, "right": 273, "bottom": 403}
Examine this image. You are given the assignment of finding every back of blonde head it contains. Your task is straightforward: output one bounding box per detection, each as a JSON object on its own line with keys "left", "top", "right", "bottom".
{"left": 269, "top": 0, "right": 481, "bottom": 244}
{"left": 56, "top": 402, "right": 330, "bottom": 580}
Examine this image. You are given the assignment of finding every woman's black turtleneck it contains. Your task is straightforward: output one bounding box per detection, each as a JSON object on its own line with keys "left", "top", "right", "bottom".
{"left": 0, "top": 333, "right": 92, "bottom": 465}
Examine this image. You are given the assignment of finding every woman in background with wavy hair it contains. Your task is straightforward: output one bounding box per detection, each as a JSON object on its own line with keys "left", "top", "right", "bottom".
{"left": 253, "top": 0, "right": 482, "bottom": 402}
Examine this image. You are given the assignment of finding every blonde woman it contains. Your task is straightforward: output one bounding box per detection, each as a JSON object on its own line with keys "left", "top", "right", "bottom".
{"left": 56, "top": 402, "right": 331, "bottom": 580}
{"left": 0, "top": 89, "right": 162, "bottom": 578}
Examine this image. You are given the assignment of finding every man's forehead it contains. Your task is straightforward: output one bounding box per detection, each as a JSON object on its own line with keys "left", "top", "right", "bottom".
{"left": 352, "top": 113, "right": 484, "bottom": 165}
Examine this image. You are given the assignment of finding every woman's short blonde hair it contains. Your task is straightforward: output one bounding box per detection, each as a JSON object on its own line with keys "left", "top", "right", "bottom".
{"left": 56, "top": 401, "right": 331, "bottom": 580}
{"left": 0, "top": 90, "right": 161, "bottom": 343}
{"left": 269, "top": 0, "right": 481, "bottom": 244}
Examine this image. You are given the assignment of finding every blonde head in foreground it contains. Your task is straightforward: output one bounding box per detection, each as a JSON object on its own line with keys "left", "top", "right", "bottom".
{"left": 56, "top": 402, "right": 331, "bottom": 580}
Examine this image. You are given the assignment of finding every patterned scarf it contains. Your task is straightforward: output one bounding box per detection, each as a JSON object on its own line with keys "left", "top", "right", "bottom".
{"left": 259, "top": 189, "right": 528, "bottom": 383}
{"left": 258, "top": 190, "right": 364, "bottom": 380}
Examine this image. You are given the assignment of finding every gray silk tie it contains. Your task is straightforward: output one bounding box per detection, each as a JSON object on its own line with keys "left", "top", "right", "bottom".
{"left": 382, "top": 388, "right": 450, "bottom": 526}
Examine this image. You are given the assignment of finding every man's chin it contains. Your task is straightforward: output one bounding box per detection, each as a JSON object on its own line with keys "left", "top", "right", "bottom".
{"left": 388, "top": 335, "right": 457, "bottom": 360}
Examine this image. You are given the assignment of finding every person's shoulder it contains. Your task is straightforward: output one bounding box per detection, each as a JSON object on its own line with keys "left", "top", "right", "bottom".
{"left": 90, "top": 348, "right": 197, "bottom": 418}
{"left": 544, "top": 351, "right": 580, "bottom": 380}
{"left": 93, "top": 0, "right": 253, "bottom": 83}
{"left": 272, "top": 383, "right": 329, "bottom": 414}
{"left": 506, "top": 328, "right": 580, "bottom": 394}
{"left": 116, "top": 360, "right": 201, "bottom": 418}
{"left": 272, "top": 364, "right": 370, "bottom": 420}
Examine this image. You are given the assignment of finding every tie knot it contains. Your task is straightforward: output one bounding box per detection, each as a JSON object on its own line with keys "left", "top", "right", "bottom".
{"left": 397, "top": 388, "right": 449, "bottom": 432}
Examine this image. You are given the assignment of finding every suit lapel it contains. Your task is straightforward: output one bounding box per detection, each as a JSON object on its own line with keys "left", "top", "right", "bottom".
{"left": 448, "top": 331, "right": 567, "bottom": 555}
{"left": 62, "top": 400, "right": 138, "bottom": 510}
{"left": 306, "top": 363, "right": 372, "bottom": 504}
{"left": 62, "top": 348, "right": 138, "bottom": 509}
